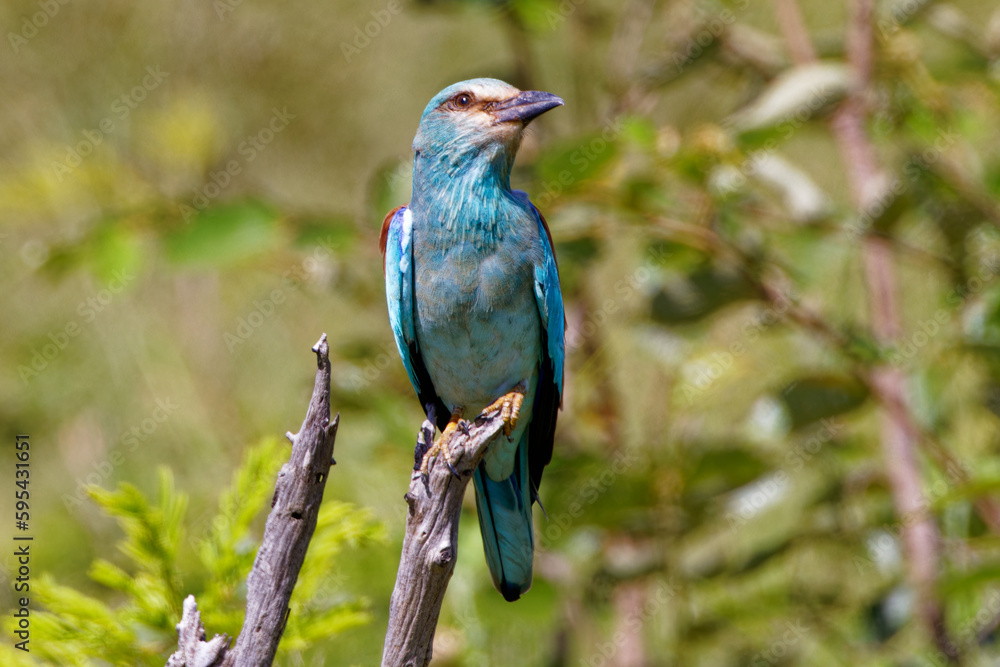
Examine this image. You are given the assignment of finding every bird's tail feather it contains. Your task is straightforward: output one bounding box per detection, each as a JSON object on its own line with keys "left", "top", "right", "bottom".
{"left": 473, "top": 436, "right": 534, "bottom": 602}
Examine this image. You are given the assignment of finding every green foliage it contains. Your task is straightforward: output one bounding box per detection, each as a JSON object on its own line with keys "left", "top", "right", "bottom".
{"left": 164, "top": 201, "right": 282, "bottom": 267}
{"left": 7, "top": 0, "right": 1000, "bottom": 664}
{"left": 779, "top": 375, "right": 869, "bottom": 429}
{"left": 0, "top": 441, "right": 384, "bottom": 666}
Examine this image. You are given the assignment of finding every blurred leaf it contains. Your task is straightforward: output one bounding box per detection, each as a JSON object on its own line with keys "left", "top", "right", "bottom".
{"left": 649, "top": 263, "right": 757, "bottom": 324}
{"left": 940, "top": 561, "right": 1000, "bottom": 597}
{"left": 986, "top": 163, "right": 1000, "bottom": 200}
{"left": 685, "top": 448, "right": 770, "bottom": 503}
{"left": 39, "top": 219, "right": 144, "bottom": 282}
{"left": 509, "top": 0, "right": 559, "bottom": 31}
{"left": 869, "top": 186, "right": 911, "bottom": 233}
{"left": 779, "top": 375, "right": 869, "bottom": 429}
{"left": 555, "top": 236, "right": 601, "bottom": 264}
{"left": 727, "top": 62, "right": 850, "bottom": 133}
{"left": 725, "top": 152, "right": 832, "bottom": 222}
{"left": 368, "top": 159, "right": 411, "bottom": 221}
{"left": 164, "top": 201, "right": 280, "bottom": 266}
{"left": 621, "top": 116, "right": 658, "bottom": 149}
{"left": 293, "top": 215, "right": 358, "bottom": 255}
{"left": 536, "top": 130, "right": 619, "bottom": 196}
{"left": 87, "top": 222, "right": 144, "bottom": 283}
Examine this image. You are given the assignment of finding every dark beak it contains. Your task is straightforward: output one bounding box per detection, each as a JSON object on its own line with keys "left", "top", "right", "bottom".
{"left": 492, "top": 90, "right": 564, "bottom": 124}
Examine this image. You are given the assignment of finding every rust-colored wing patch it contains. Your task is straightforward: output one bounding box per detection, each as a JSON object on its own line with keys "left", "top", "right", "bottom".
{"left": 379, "top": 205, "right": 406, "bottom": 273}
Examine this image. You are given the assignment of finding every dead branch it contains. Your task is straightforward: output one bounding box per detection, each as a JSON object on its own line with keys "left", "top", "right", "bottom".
{"left": 165, "top": 334, "right": 339, "bottom": 667}
{"left": 381, "top": 409, "right": 506, "bottom": 667}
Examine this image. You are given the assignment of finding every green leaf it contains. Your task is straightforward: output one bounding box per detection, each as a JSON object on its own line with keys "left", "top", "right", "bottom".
{"left": 779, "top": 375, "right": 869, "bottom": 429}
{"left": 87, "top": 222, "right": 144, "bottom": 284}
{"left": 650, "top": 263, "right": 757, "bottom": 324}
{"left": 940, "top": 561, "right": 1000, "bottom": 597}
{"left": 293, "top": 215, "right": 357, "bottom": 255}
{"left": 164, "top": 200, "right": 280, "bottom": 266}
{"left": 621, "top": 116, "right": 658, "bottom": 149}
{"left": 536, "top": 129, "right": 620, "bottom": 197}
{"left": 368, "top": 159, "right": 411, "bottom": 221}
{"left": 685, "top": 448, "right": 771, "bottom": 503}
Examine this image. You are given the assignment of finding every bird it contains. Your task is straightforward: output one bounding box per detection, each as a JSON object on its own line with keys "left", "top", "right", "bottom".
{"left": 379, "top": 78, "right": 565, "bottom": 601}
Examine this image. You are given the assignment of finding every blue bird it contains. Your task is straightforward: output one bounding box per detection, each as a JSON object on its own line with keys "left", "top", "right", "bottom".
{"left": 380, "top": 78, "right": 565, "bottom": 601}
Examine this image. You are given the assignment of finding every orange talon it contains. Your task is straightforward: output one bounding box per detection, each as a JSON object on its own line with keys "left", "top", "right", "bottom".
{"left": 419, "top": 407, "right": 464, "bottom": 475}
{"left": 481, "top": 381, "right": 527, "bottom": 437}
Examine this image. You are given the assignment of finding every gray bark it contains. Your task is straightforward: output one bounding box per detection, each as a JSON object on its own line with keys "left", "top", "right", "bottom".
{"left": 381, "top": 409, "right": 506, "bottom": 667}
{"left": 165, "top": 334, "right": 339, "bottom": 667}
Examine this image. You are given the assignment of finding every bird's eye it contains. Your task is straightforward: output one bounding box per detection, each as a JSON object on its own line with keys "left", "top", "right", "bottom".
{"left": 451, "top": 93, "right": 474, "bottom": 108}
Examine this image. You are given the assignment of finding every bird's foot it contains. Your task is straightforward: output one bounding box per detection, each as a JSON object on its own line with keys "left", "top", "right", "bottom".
{"left": 419, "top": 407, "right": 465, "bottom": 479}
{"left": 479, "top": 381, "right": 527, "bottom": 438}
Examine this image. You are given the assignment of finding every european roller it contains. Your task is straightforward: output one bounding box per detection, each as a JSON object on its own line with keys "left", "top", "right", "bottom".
{"left": 379, "top": 78, "right": 565, "bottom": 601}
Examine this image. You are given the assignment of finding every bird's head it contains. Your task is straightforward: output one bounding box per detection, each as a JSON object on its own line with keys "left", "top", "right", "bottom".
{"left": 412, "top": 78, "right": 563, "bottom": 182}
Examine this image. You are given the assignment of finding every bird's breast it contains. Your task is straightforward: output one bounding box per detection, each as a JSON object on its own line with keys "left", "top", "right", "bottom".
{"left": 413, "top": 237, "right": 542, "bottom": 411}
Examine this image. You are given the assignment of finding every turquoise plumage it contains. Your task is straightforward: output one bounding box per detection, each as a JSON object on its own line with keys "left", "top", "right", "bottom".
{"left": 380, "top": 78, "right": 564, "bottom": 601}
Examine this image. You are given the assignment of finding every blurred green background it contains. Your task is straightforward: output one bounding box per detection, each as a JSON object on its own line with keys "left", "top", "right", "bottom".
{"left": 4, "top": 0, "right": 1000, "bottom": 664}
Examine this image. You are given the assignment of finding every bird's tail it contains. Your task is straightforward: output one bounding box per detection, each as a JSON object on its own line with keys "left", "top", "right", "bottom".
{"left": 473, "top": 435, "right": 534, "bottom": 602}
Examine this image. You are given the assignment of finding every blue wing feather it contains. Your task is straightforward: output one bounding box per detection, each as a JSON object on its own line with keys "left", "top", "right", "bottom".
{"left": 381, "top": 205, "right": 449, "bottom": 430}
{"left": 512, "top": 191, "right": 564, "bottom": 492}
{"left": 382, "top": 206, "right": 420, "bottom": 393}
{"left": 531, "top": 210, "right": 565, "bottom": 396}
{"left": 511, "top": 191, "right": 565, "bottom": 389}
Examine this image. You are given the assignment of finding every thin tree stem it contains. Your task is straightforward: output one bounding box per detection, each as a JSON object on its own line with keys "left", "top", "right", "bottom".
{"left": 771, "top": 0, "right": 956, "bottom": 658}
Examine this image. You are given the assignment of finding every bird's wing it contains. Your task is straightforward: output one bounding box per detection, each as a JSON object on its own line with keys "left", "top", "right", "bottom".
{"left": 380, "top": 205, "right": 449, "bottom": 429}
{"left": 513, "top": 191, "right": 565, "bottom": 492}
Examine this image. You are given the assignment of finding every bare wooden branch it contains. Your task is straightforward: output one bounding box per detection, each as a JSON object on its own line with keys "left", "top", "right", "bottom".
{"left": 166, "top": 596, "right": 229, "bottom": 667}
{"left": 771, "top": 0, "right": 817, "bottom": 63}
{"left": 771, "top": 0, "right": 956, "bottom": 659}
{"left": 381, "top": 410, "right": 506, "bottom": 667}
{"left": 840, "top": 3, "right": 954, "bottom": 658}
{"left": 165, "top": 334, "right": 339, "bottom": 667}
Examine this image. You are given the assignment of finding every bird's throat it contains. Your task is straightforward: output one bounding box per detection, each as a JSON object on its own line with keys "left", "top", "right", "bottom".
{"left": 411, "top": 143, "right": 522, "bottom": 247}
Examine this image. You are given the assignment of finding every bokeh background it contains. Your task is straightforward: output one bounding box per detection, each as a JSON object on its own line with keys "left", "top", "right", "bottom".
{"left": 4, "top": 0, "right": 1000, "bottom": 664}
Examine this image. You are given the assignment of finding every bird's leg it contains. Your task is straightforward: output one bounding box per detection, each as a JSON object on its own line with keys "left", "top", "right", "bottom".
{"left": 480, "top": 381, "right": 528, "bottom": 437}
{"left": 419, "top": 407, "right": 464, "bottom": 477}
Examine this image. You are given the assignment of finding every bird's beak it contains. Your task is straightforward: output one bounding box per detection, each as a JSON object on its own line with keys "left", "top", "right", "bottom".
{"left": 492, "top": 90, "right": 564, "bottom": 125}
